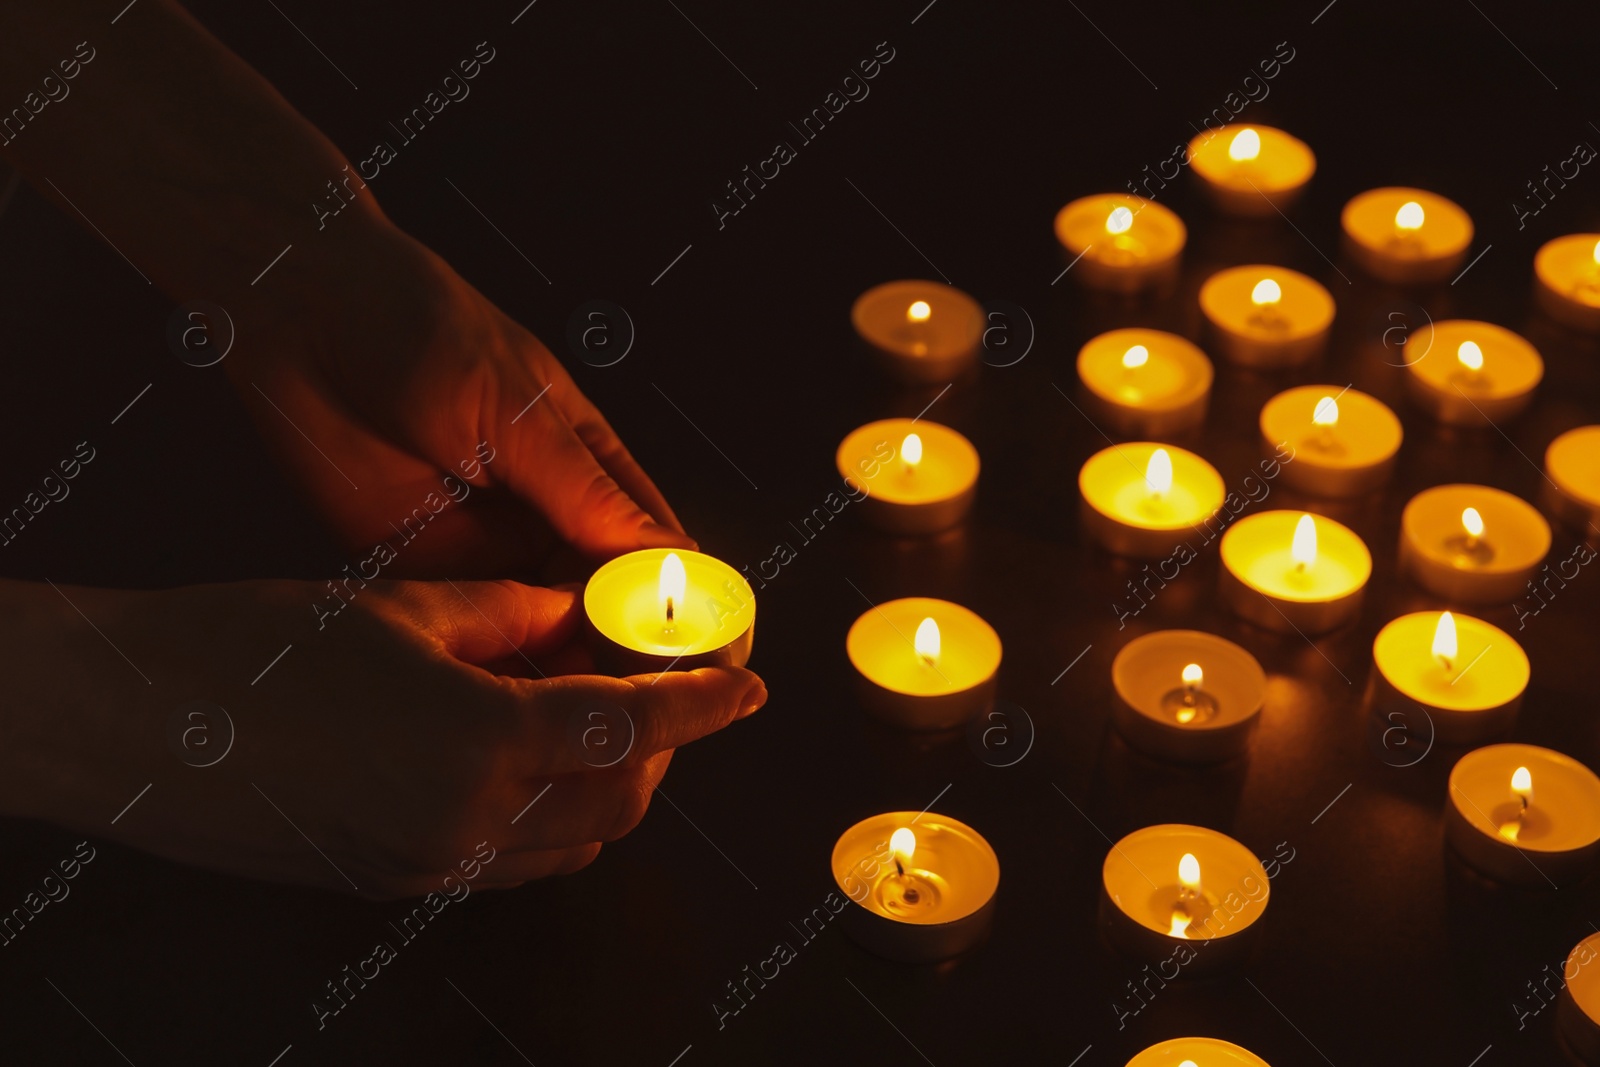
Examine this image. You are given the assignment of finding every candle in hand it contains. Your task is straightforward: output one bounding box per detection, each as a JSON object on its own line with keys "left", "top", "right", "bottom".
{"left": 584, "top": 548, "right": 756, "bottom": 674}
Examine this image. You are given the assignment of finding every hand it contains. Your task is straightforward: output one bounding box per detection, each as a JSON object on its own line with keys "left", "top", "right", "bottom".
{"left": 232, "top": 222, "right": 693, "bottom": 577}
{"left": 6, "top": 578, "right": 765, "bottom": 898}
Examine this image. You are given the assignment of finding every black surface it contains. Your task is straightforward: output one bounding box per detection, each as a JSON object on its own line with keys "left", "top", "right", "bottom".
{"left": 3, "top": 1, "right": 1600, "bottom": 1063}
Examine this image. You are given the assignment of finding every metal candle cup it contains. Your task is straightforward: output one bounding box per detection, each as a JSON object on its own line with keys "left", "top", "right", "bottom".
{"left": 1341, "top": 186, "right": 1473, "bottom": 284}
{"left": 1367, "top": 611, "right": 1528, "bottom": 747}
{"left": 852, "top": 280, "right": 984, "bottom": 384}
{"left": 846, "top": 597, "right": 1000, "bottom": 730}
{"left": 1111, "top": 631, "right": 1265, "bottom": 765}
{"left": 1399, "top": 484, "right": 1551, "bottom": 604}
{"left": 1187, "top": 123, "right": 1315, "bottom": 218}
{"left": 1218, "top": 511, "right": 1370, "bottom": 634}
{"left": 1445, "top": 744, "right": 1600, "bottom": 888}
{"left": 583, "top": 548, "right": 755, "bottom": 676}
{"left": 1404, "top": 319, "right": 1543, "bottom": 427}
{"left": 1054, "top": 194, "right": 1186, "bottom": 293}
{"left": 1077, "top": 328, "right": 1213, "bottom": 439}
{"left": 1199, "top": 264, "right": 1334, "bottom": 367}
{"left": 836, "top": 419, "right": 978, "bottom": 536}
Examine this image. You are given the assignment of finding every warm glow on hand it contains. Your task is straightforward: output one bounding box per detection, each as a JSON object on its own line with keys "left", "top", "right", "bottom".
{"left": 907, "top": 300, "right": 931, "bottom": 323}
{"left": 1122, "top": 344, "right": 1150, "bottom": 369}
{"left": 901, "top": 432, "right": 923, "bottom": 472}
{"left": 1251, "top": 278, "right": 1282, "bottom": 307}
{"left": 1395, "top": 200, "right": 1425, "bottom": 231}
{"left": 1457, "top": 340, "right": 1484, "bottom": 373}
{"left": 1291, "top": 513, "right": 1317, "bottom": 569}
{"left": 1179, "top": 852, "right": 1201, "bottom": 890}
{"left": 659, "top": 552, "right": 686, "bottom": 622}
{"left": 1229, "top": 127, "right": 1261, "bottom": 162}
{"left": 890, "top": 827, "right": 917, "bottom": 865}
{"left": 1432, "top": 611, "right": 1458, "bottom": 670}
{"left": 1145, "top": 448, "right": 1173, "bottom": 497}
{"left": 914, "top": 617, "right": 940, "bottom": 666}
{"left": 1512, "top": 765, "right": 1533, "bottom": 803}
{"left": 1182, "top": 662, "right": 1203, "bottom": 690}
{"left": 1312, "top": 395, "right": 1339, "bottom": 428}
{"left": 1106, "top": 205, "right": 1134, "bottom": 235}
{"left": 1461, "top": 507, "right": 1484, "bottom": 540}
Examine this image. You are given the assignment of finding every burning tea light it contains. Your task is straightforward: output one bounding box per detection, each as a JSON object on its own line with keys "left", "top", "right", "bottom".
{"left": 1219, "top": 511, "right": 1370, "bottom": 634}
{"left": 1445, "top": 744, "right": 1600, "bottom": 887}
{"left": 851, "top": 280, "right": 985, "bottom": 384}
{"left": 1077, "top": 328, "right": 1214, "bottom": 438}
{"left": 1400, "top": 484, "right": 1551, "bottom": 603}
{"left": 1126, "top": 1038, "right": 1272, "bottom": 1067}
{"left": 1079, "top": 442, "right": 1225, "bottom": 559}
{"left": 1404, "top": 319, "right": 1543, "bottom": 426}
{"left": 1199, "top": 264, "right": 1334, "bottom": 367}
{"left": 1111, "top": 630, "right": 1266, "bottom": 764}
{"left": 846, "top": 597, "right": 1001, "bottom": 730}
{"left": 1560, "top": 931, "right": 1600, "bottom": 1063}
{"left": 584, "top": 548, "right": 755, "bottom": 675}
{"left": 1260, "top": 385, "right": 1402, "bottom": 497}
{"left": 1341, "top": 187, "right": 1473, "bottom": 284}
{"left": 831, "top": 811, "right": 999, "bottom": 963}
{"left": 1534, "top": 233, "right": 1600, "bottom": 332}
{"left": 1054, "top": 194, "right": 1186, "bottom": 292}
{"left": 836, "top": 418, "right": 979, "bottom": 536}
{"left": 1187, "top": 123, "right": 1316, "bottom": 216}
{"left": 1543, "top": 425, "right": 1600, "bottom": 537}
{"left": 1099, "top": 824, "right": 1269, "bottom": 975}
{"left": 1367, "top": 611, "right": 1528, "bottom": 746}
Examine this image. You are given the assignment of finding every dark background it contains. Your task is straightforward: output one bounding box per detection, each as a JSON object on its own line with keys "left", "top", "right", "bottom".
{"left": 2, "top": 0, "right": 1600, "bottom": 1063}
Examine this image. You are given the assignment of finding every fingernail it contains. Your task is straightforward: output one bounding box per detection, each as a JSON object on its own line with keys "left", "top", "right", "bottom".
{"left": 639, "top": 522, "right": 697, "bottom": 550}
{"left": 738, "top": 682, "right": 768, "bottom": 718}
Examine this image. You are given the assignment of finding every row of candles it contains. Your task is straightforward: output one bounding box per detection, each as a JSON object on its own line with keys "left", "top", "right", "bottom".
{"left": 578, "top": 124, "right": 1600, "bottom": 1064}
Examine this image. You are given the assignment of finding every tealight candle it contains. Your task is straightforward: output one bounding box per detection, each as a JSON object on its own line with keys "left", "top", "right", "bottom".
{"left": 1341, "top": 187, "right": 1473, "bottom": 284}
{"left": 1126, "top": 1038, "right": 1272, "bottom": 1067}
{"left": 831, "top": 810, "right": 999, "bottom": 963}
{"left": 1054, "top": 194, "right": 1186, "bottom": 293}
{"left": 1099, "top": 824, "right": 1269, "bottom": 976}
{"left": 1076, "top": 328, "right": 1214, "bottom": 438}
{"left": 1534, "top": 233, "right": 1600, "bottom": 332}
{"left": 846, "top": 597, "right": 1000, "bottom": 730}
{"left": 1445, "top": 744, "right": 1600, "bottom": 887}
{"left": 1199, "top": 265, "right": 1334, "bottom": 367}
{"left": 1404, "top": 320, "right": 1543, "bottom": 426}
{"left": 1218, "top": 511, "right": 1370, "bottom": 634}
{"left": 1367, "top": 611, "right": 1528, "bottom": 746}
{"left": 1260, "top": 385, "right": 1402, "bottom": 497}
{"left": 836, "top": 418, "right": 978, "bottom": 536}
{"left": 1543, "top": 426, "right": 1600, "bottom": 537}
{"left": 1111, "top": 631, "right": 1266, "bottom": 764}
{"left": 851, "top": 280, "right": 984, "bottom": 384}
{"left": 1187, "top": 124, "right": 1316, "bottom": 217}
{"left": 1079, "top": 443, "right": 1225, "bottom": 559}
{"left": 1559, "top": 931, "right": 1600, "bottom": 1063}
{"left": 1400, "top": 484, "right": 1551, "bottom": 603}
{"left": 584, "top": 548, "right": 755, "bottom": 675}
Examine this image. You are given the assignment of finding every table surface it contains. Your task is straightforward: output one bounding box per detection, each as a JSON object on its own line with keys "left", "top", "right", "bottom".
{"left": 2, "top": 1, "right": 1599, "bottom": 1064}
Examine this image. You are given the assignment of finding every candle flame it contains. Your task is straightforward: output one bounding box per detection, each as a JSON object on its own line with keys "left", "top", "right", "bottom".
{"left": 1593, "top": 239, "right": 1600, "bottom": 266}
{"left": 1457, "top": 340, "right": 1484, "bottom": 373}
{"left": 1291, "top": 513, "right": 1318, "bottom": 569}
{"left": 1180, "top": 1062, "right": 1199, "bottom": 1067}
{"left": 1395, "top": 200, "right": 1425, "bottom": 231}
{"left": 907, "top": 300, "right": 931, "bottom": 323}
{"left": 890, "top": 827, "right": 917, "bottom": 864}
{"left": 1512, "top": 765, "right": 1533, "bottom": 802}
{"left": 1182, "top": 662, "right": 1203, "bottom": 689}
{"left": 901, "top": 432, "right": 923, "bottom": 471}
{"left": 1461, "top": 507, "right": 1484, "bottom": 539}
{"left": 1145, "top": 448, "right": 1173, "bottom": 497}
{"left": 659, "top": 551, "right": 686, "bottom": 621}
{"left": 1432, "top": 611, "right": 1458, "bottom": 669}
{"left": 1313, "top": 395, "right": 1339, "bottom": 428}
{"left": 1179, "top": 852, "right": 1201, "bottom": 890}
{"left": 1251, "top": 278, "right": 1282, "bottom": 307}
{"left": 914, "top": 617, "right": 940, "bottom": 666}
{"left": 1122, "top": 344, "right": 1150, "bottom": 369}
{"left": 1106, "top": 205, "right": 1134, "bottom": 235}
{"left": 1229, "top": 127, "right": 1262, "bottom": 162}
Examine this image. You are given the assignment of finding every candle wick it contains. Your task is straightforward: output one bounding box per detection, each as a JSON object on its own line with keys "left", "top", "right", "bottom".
{"left": 894, "top": 858, "right": 904, "bottom": 877}
{"left": 665, "top": 597, "right": 675, "bottom": 623}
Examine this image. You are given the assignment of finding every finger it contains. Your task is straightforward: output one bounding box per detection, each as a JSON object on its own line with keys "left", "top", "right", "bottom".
{"left": 476, "top": 843, "right": 603, "bottom": 886}
{"left": 502, "top": 752, "right": 673, "bottom": 851}
{"left": 399, "top": 580, "right": 580, "bottom": 665}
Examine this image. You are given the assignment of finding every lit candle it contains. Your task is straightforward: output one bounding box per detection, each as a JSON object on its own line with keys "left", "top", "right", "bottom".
{"left": 831, "top": 810, "right": 999, "bottom": 963}
{"left": 1076, "top": 328, "right": 1214, "bottom": 438}
{"left": 1079, "top": 442, "right": 1225, "bottom": 558}
{"left": 1404, "top": 320, "right": 1544, "bottom": 426}
{"left": 851, "top": 280, "right": 984, "bottom": 383}
{"left": 1199, "top": 264, "right": 1335, "bottom": 366}
{"left": 1053, "top": 194, "right": 1186, "bottom": 293}
{"left": 1445, "top": 743, "right": 1600, "bottom": 887}
{"left": 1099, "top": 823, "right": 1269, "bottom": 975}
{"left": 1218, "top": 510, "right": 1370, "bottom": 634}
{"left": 846, "top": 597, "right": 1001, "bottom": 730}
{"left": 1559, "top": 931, "right": 1600, "bottom": 1064}
{"left": 1534, "top": 233, "right": 1600, "bottom": 332}
{"left": 1187, "top": 123, "right": 1316, "bottom": 217}
{"left": 1341, "top": 186, "right": 1474, "bottom": 284}
{"left": 1542, "top": 425, "right": 1600, "bottom": 537}
{"left": 1259, "top": 385, "right": 1402, "bottom": 497}
{"left": 583, "top": 548, "right": 755, "bottom": 674}
{"left": 1126, "top": 1038, "right": 1273, "bottom": 1067}
{"left": 836, "top": 418, "right": 979, "bottom": 536}
{"left": 1111, "top": 630, "right": 1266, "bottom": 764}
{"left": 1399, "top": 484, "right": 1551, "bottom": 603}
{"left": 1366, "top": 611, "right": 1529, "bottom": 746}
